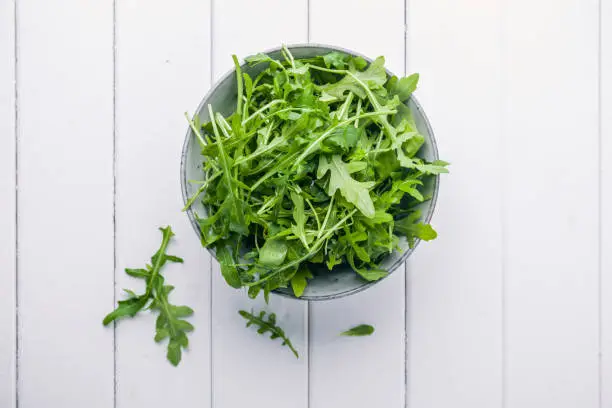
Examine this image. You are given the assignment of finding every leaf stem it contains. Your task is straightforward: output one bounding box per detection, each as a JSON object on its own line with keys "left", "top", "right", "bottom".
{"left": 185, "top": 113, "right": 207, "bottom": 148}
{"left": 145, "top": 228, "right": 173, "bottom": 298}
{"left": 241, "top": 99, "right": 284, "bottom": 127}
{"left": 232, "top": 55, "right": 243, "bottom": 120}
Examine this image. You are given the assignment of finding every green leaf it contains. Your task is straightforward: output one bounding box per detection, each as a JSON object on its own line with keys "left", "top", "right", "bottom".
{"left": 217, "top": 247, "right": 242, "bottom": 288}
{"left": 290, "top": 192, "right": 309, "bottom": 249}
{"left": 415, "top": 159, "right": 450, "bottom": 175}
{"left": 402, "top": 133, "right": 425, "bottom": 157}
{"left": 245, "top": 53, "right": 283, "bottom": 69}
{"left": 164, "top": 254, "right": 184, "bottom": 263}
{"left": 397, "top": 180, "right": 425, "bottom": 201}
{"left": 124, "top": 268, "right": 150, "bottom": 278}
{"left": 370, "top": 210, "right": 393, "bottom": 224}
{"left": 341, "top": 324, "right": 375, "bottom": 336}
{"left": 323, "top": 51, "right": 349, "bottom": 68}
{"left": 102, "top": 226, "right": 195, "bottom": 366}
{"left": 290, "top": 266, "right": 313, "bottom": 298}
{"left": 167, "top": 341, "right": 182, "bottom": 366}
{"left": 321, "top": 126, "right": 361, "bottom": 153}
{"left": 354, "top": 268, "right": 388, "bottom": 281}
{"left": 102, "top": 296, "right": 148, "bottom": 325}
{"left": 239, "top": 309, "right": 299, "bottom": 358}
{"left": 349, "top": 56, "right": 368, "bottom": 71}
{"left": 174, "top": 320, "right": 195, "bottom": 332}
{"left": 172, "top": 305, "right": 195, "bottom": 318}
{"left": 317, "top": 155, "right": 375, "bottom": 218}
{"left": 155, "top": 328, "right": 170, "bottom": 342}
{"left": 395, "top": 216, "right": 438, "bottom": 242}
{"left": 320, "top": 56, "right": 387, "bottom": 100}
{"left": 259, "top": 239, "right": 288, "bottom": 266}
{"left": 387, "top": 73, "right": 419, "bottom": 101}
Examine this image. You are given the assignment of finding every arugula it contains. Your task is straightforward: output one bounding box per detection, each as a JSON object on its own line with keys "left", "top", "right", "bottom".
{"left": 186, "top": 46, "right": 448, "bottom": 299}
{"left": 103, "top": 226, "right": 194, "bottom": 366}
{"left": 341, "top": 324, "right": 375, "bottom": 336}
{"left": 239, "top": 310, "right": 299, "bottom": 358}
{"left": 317, "top": 155, "right": 375, "bottom": 218}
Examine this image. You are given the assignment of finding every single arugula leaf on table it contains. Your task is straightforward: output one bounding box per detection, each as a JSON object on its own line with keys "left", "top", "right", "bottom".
{"left": 341, "top": 324, "right": 375, "bottom": 337}
{"left": 239, "top": 309, "right": 299, "bottom": 358}
{"left": 102, "top": 226, "right": 194, "bottom": 366}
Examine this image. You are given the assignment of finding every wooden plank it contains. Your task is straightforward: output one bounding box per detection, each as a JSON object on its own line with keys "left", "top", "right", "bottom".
{"left": 406, "top": 0, "right": 503, "bottom": 407}
{"left": 210, "top": 1, "right": 309, "bottom": 407}
{"left": 16, "top": 0, "right": 114, "bottom": 406}
{"left": 308, "top": 1, "right": 407, "bottom": 406}
{"left": 114, "top": 1, "right": 212, "bottom": 407}
{"left": 503, "top": 1, "right": 599, "bottom": 407}
{"left": 0, "top": 0, "right": 16, "bottom": 406}
{"left": 601, "top": 0, "right": 612, "bottom": 405}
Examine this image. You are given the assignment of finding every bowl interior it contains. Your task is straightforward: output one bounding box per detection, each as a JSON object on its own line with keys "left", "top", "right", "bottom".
{"left": 181, "top": 44, "right": 439, "bottom": 300}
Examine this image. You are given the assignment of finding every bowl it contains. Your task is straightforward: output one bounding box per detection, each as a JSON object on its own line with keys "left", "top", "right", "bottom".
{"left": 181, "top": 44, "right": 440, "bottom": 300}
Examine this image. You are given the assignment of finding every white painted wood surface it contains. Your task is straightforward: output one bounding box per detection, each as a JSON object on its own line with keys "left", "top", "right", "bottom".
{"left": 2, "top": 0, "right": 609, "bottom": 407}
{"left": 0, "top": 0, "right": 16, "bottom": 407}
{"left": 406, "top": 1, "right": 504, "bottom": 407}
{"left": 16, "top": 0, "right": 114, "bottom": 407}
{"left": 114, "top": 0, "right": 212, "bottom": 406}
{"left": 602, "top": 0, "right": 611, "bottom": 406}
{"left": 503, "top": 1, "right": 600, "bottom": 407}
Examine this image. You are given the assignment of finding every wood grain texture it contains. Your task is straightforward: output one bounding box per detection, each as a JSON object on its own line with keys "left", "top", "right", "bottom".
{"left": 406, "top": 0, "right": 504, "bottom": 406}
{"left": 503, "top": 1, "right": 600, "bottom": 407}
{"left": 114, "top": 0, "right": 212, "bottom": 406}
{"left": 0, "top": 0, "right": 16, "bottom": 406}
{"left": 602, "top": 0, "right": 611, "bottom": 405}
{"left": 16, "top": 0, "right": 114, "bottom": 406}
{"left": 309, "top": 1, "right": 407, "bottom": 406}
{"left": 210, "top": 1, "right": 309, "bottom": 408}
{"left": 6, "top": 1, "right": 611, "bottom": 407}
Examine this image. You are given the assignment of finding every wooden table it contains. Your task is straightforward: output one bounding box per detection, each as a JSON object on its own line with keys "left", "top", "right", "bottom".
{"left": 1, "top": 0, "right": 610, "bottom": 406}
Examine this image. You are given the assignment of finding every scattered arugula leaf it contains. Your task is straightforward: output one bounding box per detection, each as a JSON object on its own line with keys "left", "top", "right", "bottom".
{"left": 239, "top": 309, "right": 299, "bottom": 358}
{"left": 103, "top": 226, "right": 194, "bottom": 366}
{"left": 187, "top": 46, "right": 448, "bottom": 299}
{"left": 341, "top": 324, "right": 375, "bottom": 336}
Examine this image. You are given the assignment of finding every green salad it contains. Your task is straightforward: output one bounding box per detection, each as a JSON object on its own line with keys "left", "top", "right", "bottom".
{"left": 186, "top": 46, "right": 447, "bottom": 300}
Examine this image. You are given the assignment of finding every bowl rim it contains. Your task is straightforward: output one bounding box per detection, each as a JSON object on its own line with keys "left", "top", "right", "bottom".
{"left": 180, "top": 43, "right": 440, "bottom": 301}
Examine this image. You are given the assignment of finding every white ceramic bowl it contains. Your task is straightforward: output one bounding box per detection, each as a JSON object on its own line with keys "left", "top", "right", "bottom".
{"left": 181, "top": 44, "right": 440, "bottom": 300}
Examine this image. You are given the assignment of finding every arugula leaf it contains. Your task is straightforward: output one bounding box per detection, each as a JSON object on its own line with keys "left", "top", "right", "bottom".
{"left": 321, "top": 126, "right": 361, "bottom": 153}
{"left": 103, "top": 226, "right": 193, "bottom": 366}
{"left": 323, "top": 51, "right": 349, "bottom": 68}
{"left": 394, "top": 211, "right": 438, "bottom": 248}
{"left": 317, "top": 155, "right": 375, "bottom": 218}
{"left": 387, "top": 73, "right": 419, "bottom": 101}
{"left": 341, "top": 324, "right": 375, "bottom": 336}
{"left": 217, "top": 246, "right": 242, "bottom": 288}
{"left": 290, "top": 266, "right": 313, "bottom": 297}
{"left": 239, "top": 310, "right": 299, "bottom": 358}
{"left": 259, "top": 239, "right": 288, "bottom": 266}
{"left": 319, "top": 56, "right": 387, "bottom": 101}
{"left": 354, "top": 269, "right": 388, "bottom": 281}
{"left": 290, "top": 191, "right": 309, "bottom": 249}
{"left": 346, "top": 251, "right": 388, "bottom": 281}
{"left": 151, "top": 285, "right": 194, "bottom": 366}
